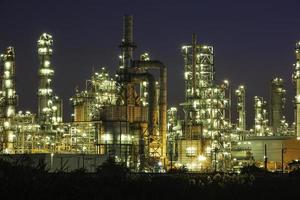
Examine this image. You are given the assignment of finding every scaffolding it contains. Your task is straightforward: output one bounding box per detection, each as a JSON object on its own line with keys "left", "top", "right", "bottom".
{"left": 179, "top": 34, "right": 231, "bottom": 171}
{"left": 70, "top": 67, "right": 118, "bottom": 122}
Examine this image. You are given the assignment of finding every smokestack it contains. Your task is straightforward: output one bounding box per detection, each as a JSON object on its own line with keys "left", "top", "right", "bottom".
{"left": 120, "top": 15, "right": 136, "bottom": 69}
{"left": 124, "top": 15, "right": 133, "bottom": 47}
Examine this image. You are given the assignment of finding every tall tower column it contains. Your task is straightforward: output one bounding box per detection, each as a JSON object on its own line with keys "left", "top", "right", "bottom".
{"left": 235, "top": 85, "right": 246, "bottom": 131}
{"left": 293, "top": 42, "right": 300, "bottom": 139}
{"left": 270, "top": 78, "right": 286, "bottom": 135}
{"left": 1, "top": 47, "right": 17, "bottom": 153}
{"left": 37, "top": 33, "right": 55, "bottom": 127}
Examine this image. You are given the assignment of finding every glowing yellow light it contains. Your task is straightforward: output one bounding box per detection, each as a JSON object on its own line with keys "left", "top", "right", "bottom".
{"left": 197, "top": 155, "right": 206, "bottom": 161}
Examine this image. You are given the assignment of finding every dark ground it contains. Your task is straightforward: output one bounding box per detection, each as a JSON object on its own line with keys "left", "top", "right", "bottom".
{"left": 0, "top": 159, "right": 299, "bottom": 200}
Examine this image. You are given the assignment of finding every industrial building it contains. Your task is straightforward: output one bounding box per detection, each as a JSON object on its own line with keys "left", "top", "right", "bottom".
{"left": 1, "top": 15, "right": 300, "bottom": 172}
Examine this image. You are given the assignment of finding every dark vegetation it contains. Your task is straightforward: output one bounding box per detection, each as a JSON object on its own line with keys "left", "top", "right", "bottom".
{"left": 1, "top": 158, "right": 300, "bottom": 200}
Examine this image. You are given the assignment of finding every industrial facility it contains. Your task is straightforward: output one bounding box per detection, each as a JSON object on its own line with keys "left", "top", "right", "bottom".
{"left": 1, "top": 15, "right": 300, "bottom": 172}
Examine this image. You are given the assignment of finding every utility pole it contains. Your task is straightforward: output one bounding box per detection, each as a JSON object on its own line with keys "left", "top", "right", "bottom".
{"left": 214, "top": 147, "right": 217, "bottom": 172}
{"left": 170, "top": 149, "right": 173, "bottom": 171}
{"left": 281, "top": 144, "right": 286, "bottom": 174}
{"left": 264, "top": 144, "right": 268, "bottom": 171}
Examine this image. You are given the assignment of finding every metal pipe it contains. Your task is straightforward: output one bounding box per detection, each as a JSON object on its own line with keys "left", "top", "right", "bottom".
{"left": 129, "top": 73, "right": 157, "bottom": 137}
{"left": 132, "top": 60, "right": 167, "bottom": 158}
{"left": 192, "top": 34, "right": 197, "bottom": 97}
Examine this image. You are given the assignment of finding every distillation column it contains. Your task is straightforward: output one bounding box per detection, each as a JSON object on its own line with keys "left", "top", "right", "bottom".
{"left": 270, "top": 78, "right": 286, "bottom": 135}
{"left": 167, "top": 107, "right": 179, "bottom": 160}
{"left": 293, "top": 42, "right": 300, "bottom": 139}
{"left": 37, "top": 33, "right": 62, "bottom": 128}
{"left": 235, "top": 85, "right": 246, "bottom": 132}
{"left": 254, "top": 96, "right": 269, "bottom": 136}
{"left": 0, "top": 47, "right": 17, "bottom": 153}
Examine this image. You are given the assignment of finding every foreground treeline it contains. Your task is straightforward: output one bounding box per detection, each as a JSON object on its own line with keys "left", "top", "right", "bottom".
{"left": 0, "top": 158, "right": 300, "bottom": 200}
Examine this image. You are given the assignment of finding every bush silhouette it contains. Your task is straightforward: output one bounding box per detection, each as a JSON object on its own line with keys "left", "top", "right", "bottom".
{"left": 167, "top": 165, "right": 188, "bottom": 174}
{"left": 96, "top": 158, "right": 130, "bottom": 179}
{"left": 241, "top": 164, "right": 265, "bottom": 174}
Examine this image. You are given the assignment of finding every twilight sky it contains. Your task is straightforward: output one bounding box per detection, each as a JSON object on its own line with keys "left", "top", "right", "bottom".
{"left": 1, "top": 0, "right": 300, "bottom": 127}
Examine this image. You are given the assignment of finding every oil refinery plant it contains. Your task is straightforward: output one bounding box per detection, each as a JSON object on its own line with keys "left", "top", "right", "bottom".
{"left": 1, "top": 15, "right": 300, "bottom": 172}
